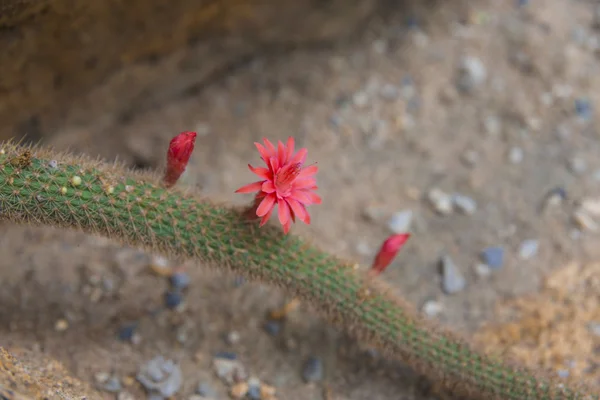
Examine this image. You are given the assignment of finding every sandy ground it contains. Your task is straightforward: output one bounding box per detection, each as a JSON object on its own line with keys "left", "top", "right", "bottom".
{"left": 1, "top": 0, "right": 599, "bottom": 399}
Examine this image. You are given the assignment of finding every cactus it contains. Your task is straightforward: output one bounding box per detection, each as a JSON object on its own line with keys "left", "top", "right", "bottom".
{"left": 0, "top": 141, "right": 597, "bottom": 400}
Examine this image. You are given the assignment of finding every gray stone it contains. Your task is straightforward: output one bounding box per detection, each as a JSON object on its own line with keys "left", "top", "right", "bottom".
{"left": 508, "top": 147, "right": 524, "bottom": 164}
{"left": 519, "top": 239, "right": 539, "bottom": 260}
{"left": 427, "top": 188, "right": 453, "bottom": 215}
{"left": 457, "top": 56, "right": 487, "bottom": 92}
{"left": 137, "top": 356, "right": 183, "bottom": 398}
{"left": 452, "top": 194, "right": 477, "bottom": 215}
{"left": 388, "top": 210, "right": 413, "bottom": 233}
{"left": 302, "top": 356, "right": 324, "bottom": 383}
{"left": 212, "top": 356, "right": 247, "bottom": 385}
{"left": 441, "top": 255, "right": 466, "bottom": 294}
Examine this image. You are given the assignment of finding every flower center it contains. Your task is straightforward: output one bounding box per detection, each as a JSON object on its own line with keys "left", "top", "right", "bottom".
{"left": 275, "top": 162, "right": 301, "bottom": 195}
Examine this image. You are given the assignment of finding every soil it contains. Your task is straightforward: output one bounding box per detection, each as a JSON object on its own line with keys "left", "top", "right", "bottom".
{"left": 1, "top": 0, "right": 599, "bottom": 399}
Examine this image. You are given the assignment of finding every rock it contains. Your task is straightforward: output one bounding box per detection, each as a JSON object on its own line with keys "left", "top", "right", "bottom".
{"left": 440, "top": 255, "right": 466, "bottom": 294}
{"left": 519, "top": 239, "right": 539, "bottom": 260}
{"left": 461, "top": 150, "right": 479, "bottom": 166}
{"left": 213, "top": 355, "right": 247, "bottom": 385}
{"left": 170, "top": 271, "right": 191, "bottom": 290}
{"left": 451, "top": 194, "right": 477, "bottom": 215}
{"left": 508, "top": 147, "right": 524, "bottom": 164}
{"left": 379, "top": 84, "right": 399, "bottom": 101}
{"left": 230, "top": 382, "right": 249, "bottom": 399}
{"left": 225, "top": 331, "right": 241, "bottom": 345}
{"left": 352, "top": 91, "right": 369, "bottom": 108}
{"left": 542, "top": 187, "right": 567, "bottom": 209}
{"left": 117, "top": 392, "right": 135, "bottom": 400}
{"left": 101, "top": 376, "right": 122, "bottom": 393}
{"left": 263, "top": 320, "right": 282, "bottom": 336}
{"left": 483, "top": 115, "right": 502, "bottom": 136}
{"left": 481, "top": 247, "right": 505, "bottom": 269}
{"left": 474, "top": 263, "right": 492, "bottom": 278}
{"left": 422, "top": 300, "right": 444, "bottom": 317}
{"left": 388, "top": 210, "right": 413, "bottom": 233}
{"left": 456, "top": 55, "right": 487, "bottom": 92}
{"left": 581, "top": 198, "right": 600, "bottom": 216}
{"left": 247, "top": 377, "right": 261, "bottom": 400}
{"left": 136, "top": 356, "right": 183, "bottom": 398}
{"left": 54, "top": 319, "right": 69, "bottom": 332}
{"left": 427, "top": 188, "right": 453, "bottom": 215}
{"left": 574, "top": 98, "right": 593, "bottom": 121}
{"left": 568, "top": 156, "right": 587, "bottom": 174}
{"left": 588, "top": 321, "right": 600, "bottom": 336}
{"left": 164, "top": 290, "right": 184, "bottom": 309}
{"left": 118, "top": 322, "right": 137, "bottom": 341}
{"left": 302, "top": 356, "right": 324, "bottom": 383}
{"left": 196, "top": 382, "right": 216, "bottom": 397}
{"left": 573, "top": 209, "right": 599, "bottom": 231}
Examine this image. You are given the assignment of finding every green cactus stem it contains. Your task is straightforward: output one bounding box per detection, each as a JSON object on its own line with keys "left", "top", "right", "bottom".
{"left": 0, "top": 142, "right": 597, "bottom": 400}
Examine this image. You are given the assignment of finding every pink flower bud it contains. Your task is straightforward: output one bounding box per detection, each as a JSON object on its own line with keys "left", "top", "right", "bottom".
{"left": 163, "top": 131, "right": 197, "bottom": 188}
{"left": 370, "top": 233, "right": 410, "bottom": 275}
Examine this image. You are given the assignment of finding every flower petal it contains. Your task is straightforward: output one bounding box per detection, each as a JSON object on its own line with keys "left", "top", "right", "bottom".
{"left": 282, "top": 219, "right": 292, "bottom": 234}
{"left": 286, "top": 198, "right": 309, "bottom": 224}
{"left": 293, "top": 189, "right": 321, "bottom": 205}
{"left": 290, "top": 147, "right": 307, "bottom": 165}
{"left": 277, "top": 140, "right": 286, "bottom": 167}
{"left": 263, "top": 138, "right": 276, "bottom": 156}
{"left": 256, "top": 193, "right": 276, "bottom": 217}
{"left": 261, "top": 180, "right": 276, "bottom": 193}
{"left": 248, "top": 164, "right": 271, "bottom": 179}
{"left": 292, "top": 177, "right": 317, "bottom": 189}
{"left": 277, "top": 198, "right": 291, "bottom": 226}
{"left": 235, "top": 181, "right": 264, "bottom": 193}
{"left": 298, "top": 165, "right": 318, "bottom": 178}
{"left": 254, "top": 142, "right": 270, "bottom": 162}
{"left": 286, "top": 137, "right": 295, "bottom": 163}
{"left": 268, "top": 156, "right": 280, "bottom": 173}
{"left": 259, "top": 206, "right": 274, "bottom": 227}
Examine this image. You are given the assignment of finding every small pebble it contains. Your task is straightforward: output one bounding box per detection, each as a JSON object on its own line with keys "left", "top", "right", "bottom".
{"left": 481, "top": 247, "right": 505, "bottom": 269}
{"left": 214, "top": 351, "right": 238, "bottom": 360}
{"left": 483, "top": 115, "right": 502, "bottom": 136}
{"left": 568, "top": 157, "right": 587, "bottom": 174}
{"left": 574, "top": 98, "right": 593, "bottom": 121}
{"left": 441, "top": 255, "right": 466, "bottom": 294}
{"left": 475, "top": 263, "right": 492, "bottom": 278}
{"left": 461, "top": 149, "right": 479, "bottom": 166}
{"left": 101, "top": 376, "right": 122, "bottom": 393}
{"left": 118, "top": 322, "right": 137, "bottom": 341}
{"left": 225, "top": 331, "right": 241, "bottom": 345}
{"left": 196, "top": 382, "right": 216, "bottom": 397}
{"left": 543, "top": 187, "right": 567, "bottom": 209}
{"left": 247, "top": 377, "right": 261, "bottom": 400}
{"left": 170, "top": 271, "right": 191, "bottom": 290}
{"left": 263, "top": 320, "right": 282, "bottom": 336}
{"left": 117, "top": 392, "right": 135, "bottom": 400}
{"left": 94, "top": 372, "right": 110, "bottom": 384}
{"left": 379, "top": 84, "right": 400, "bottom": 101}
{"left": 456, "top": 55, "right": 487, "bottom": 92}
{"left": 422, "top": 300, "right": 444, "bottom": 317}
{"left": 48, "top": 160, "right": 58, "bottom": 169}
{"left": 451, "top": 194, "right": 477, "bottom": 215}
{"left": 427, "top": 188, "right": 453, "bottom": 215}
{"left": 557, "top": 369, "right": 570, "bottom": 379}
{"left": 581, "top": 197, "right": 600, "bottom": 216}
{"left": 388, "top": 210, "right": 413, "bottom": 233}
{"left": 519, "top": 239, "right": 539, "bottom": 260}
{"left": 588, "top": 321, "right": 600, "bottom": 336}
{"left": 352, "top": 91, "right": 369, "bottom": 108}
{"left": 261, "top": 384, "right": 276, "bottom": 399}
{"left": 164, "top": 290, "right": 184, "bottom": 309}
{"left": 136, "top": 356, "right": 183, "bottom": 398}
{"left": 213, "top": 356, "right": 247, "bottom": 385}
{"left": 508, "top": 147, "right": 524, "bottom": 164}
{"left": 573, "top": 209, "right": 599, "bottom": 231}
{"left": 54, "top": 319, "right": 69, "bottom": 332}
{"left": 230, "top": 382, "right": 249, "bottom": 399}
{"left": 149, "top": 255, "right": 171, "bottom": 276}
{"left": 302, "top": 356, "right": 324, "bottom": 383}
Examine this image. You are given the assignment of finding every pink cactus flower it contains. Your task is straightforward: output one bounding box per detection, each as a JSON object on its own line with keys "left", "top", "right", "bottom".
{"left": 164, "top": 131, "right": 197, "bottom": 188}
{"left": 371, "top": 233, "right": 410, "bottom": 275}
{"left": 235, "top": 137, "right": 321, "bottom": 234}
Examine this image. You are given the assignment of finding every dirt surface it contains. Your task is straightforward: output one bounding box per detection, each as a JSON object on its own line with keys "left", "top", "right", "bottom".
{"left": 1, "top": 0, "right": 600, "bottom": 399}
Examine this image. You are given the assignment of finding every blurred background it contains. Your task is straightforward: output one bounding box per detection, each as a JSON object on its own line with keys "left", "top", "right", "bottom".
{"left": 0, "top": 0, "right": 599, "bottom": 399}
